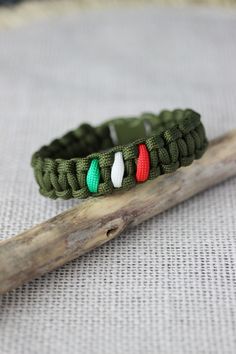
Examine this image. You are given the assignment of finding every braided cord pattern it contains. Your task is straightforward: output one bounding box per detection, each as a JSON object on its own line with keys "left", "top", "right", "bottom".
{"left": 31, "top": 109, "right": 208, "bottom": 199}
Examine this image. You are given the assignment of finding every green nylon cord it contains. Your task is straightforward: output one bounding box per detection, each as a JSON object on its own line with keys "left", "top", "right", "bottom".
{"left": 31, "top": 109, "right": 208, "bottom": 200}
{"left": 86, "top": 159, "right": 100, "bottom": 193}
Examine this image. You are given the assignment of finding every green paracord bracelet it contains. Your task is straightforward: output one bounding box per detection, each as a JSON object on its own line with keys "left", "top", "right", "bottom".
{"left": 31, "top": 109, "right": 208, "bottom": 200}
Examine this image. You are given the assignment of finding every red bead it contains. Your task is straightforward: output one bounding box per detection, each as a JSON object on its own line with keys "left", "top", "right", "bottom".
{"left": 136, "top": 144, "right": 150, "bottom": 182}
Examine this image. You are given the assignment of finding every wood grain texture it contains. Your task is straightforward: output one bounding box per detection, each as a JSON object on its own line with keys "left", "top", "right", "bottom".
{"left": 0, "top": 129, "right": 236, "bottom": 295}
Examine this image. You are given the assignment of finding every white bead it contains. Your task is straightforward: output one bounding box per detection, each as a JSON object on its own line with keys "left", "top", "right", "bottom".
{"left": 111, "top": 152, "right": 125, "bottom": 188}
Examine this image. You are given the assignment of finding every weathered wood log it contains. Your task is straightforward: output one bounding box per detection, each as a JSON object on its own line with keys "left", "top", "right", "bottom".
{"left": 0, "top": 129, "right": 236, "bottom": 295}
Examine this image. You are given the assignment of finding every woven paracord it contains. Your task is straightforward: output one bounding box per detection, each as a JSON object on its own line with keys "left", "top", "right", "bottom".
{"left": 31, "top": 109, "right": 208, "bottom": 199}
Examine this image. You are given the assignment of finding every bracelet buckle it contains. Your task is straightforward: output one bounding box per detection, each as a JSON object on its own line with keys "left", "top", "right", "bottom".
{"left": 109, "top": 117, "right": 150, "bottom": 146}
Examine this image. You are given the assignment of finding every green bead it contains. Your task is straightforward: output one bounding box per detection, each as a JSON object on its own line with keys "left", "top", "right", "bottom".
{"left": 86, "top": 159, "right": 100, "bottom": 193}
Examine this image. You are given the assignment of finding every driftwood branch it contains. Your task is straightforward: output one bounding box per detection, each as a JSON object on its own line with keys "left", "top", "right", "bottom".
{"left": 0, "top": 129, "right": 236, "bottom": 295}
